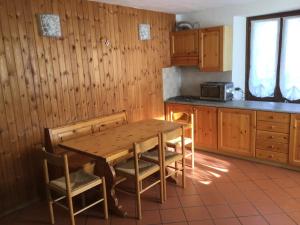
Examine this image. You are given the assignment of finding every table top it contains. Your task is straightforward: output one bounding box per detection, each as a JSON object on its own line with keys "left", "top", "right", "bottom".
{"left": 59, "top": 119, "right": 182, "bottom": 163}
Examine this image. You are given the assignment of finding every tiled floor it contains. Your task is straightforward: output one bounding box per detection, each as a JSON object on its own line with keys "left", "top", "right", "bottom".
{"left": 2, "top": 151, "right": 300, "bottom": 225}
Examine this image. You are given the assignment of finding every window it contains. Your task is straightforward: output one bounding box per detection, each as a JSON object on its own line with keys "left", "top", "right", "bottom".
{"left": 246, "top": 10, "right": 300, "bottom": 103}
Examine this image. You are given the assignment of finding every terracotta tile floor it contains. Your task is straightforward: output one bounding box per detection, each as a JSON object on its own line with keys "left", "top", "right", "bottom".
{"left": 2, "top": 151, "right": 300, "bottom": 225}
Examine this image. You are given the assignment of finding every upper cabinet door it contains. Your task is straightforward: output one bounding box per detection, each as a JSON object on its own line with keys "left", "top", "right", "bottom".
{"left": 199, "top": 27, "right": 222, "bottom": 71}
{"left": 170, "top": 30, "right": 199, "bottom": 57}
{"left": 170, "top": 30, "right": 199, "bottom": 66}
{"left": 199, "top": 26, "right": 232, "bottom": 72}
{"left": 289, "top": 114, "right": 300, "bottom": 166}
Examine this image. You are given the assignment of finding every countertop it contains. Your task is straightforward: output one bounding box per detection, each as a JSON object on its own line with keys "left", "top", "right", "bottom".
{"left": 165, "top": 96, "right": 300, "bottom": 114}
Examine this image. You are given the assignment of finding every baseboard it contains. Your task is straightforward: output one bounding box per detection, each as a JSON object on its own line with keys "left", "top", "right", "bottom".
{"left": 0, "top": 198, "right": 40, "bottom": 219}
{"left": 195, "top": 148, "right": 300, "bottom": 172}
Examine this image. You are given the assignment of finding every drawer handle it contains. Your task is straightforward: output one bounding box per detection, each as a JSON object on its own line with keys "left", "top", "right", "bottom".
{"left": 270, "top": 125, "right": 275, "bottom": 129}
{"left": 269, "top": 136, "right": 275, "bottom": 139}
{"left": 268, "top": 154, "right": 274, "bottom": 158}
{"left": 269, "top": 145, "right": 275, "bottom": 149}
{"left": 269, "top": 116, "right": 274, "bottom": 119}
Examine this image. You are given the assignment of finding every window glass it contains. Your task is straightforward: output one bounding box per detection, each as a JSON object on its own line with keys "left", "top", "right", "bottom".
{"left": 280, "top": 16, "right": 300, "bottom": 101}
{"left": 249, "top": 19, "right": 280, "bottom": 98}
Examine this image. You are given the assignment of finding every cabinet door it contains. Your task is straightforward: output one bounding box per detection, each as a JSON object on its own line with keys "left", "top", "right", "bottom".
{"left": 194, "top": 106, "right": 217, "bottom": 150}
{"left": 199, "top": 27, "right": 222, "bottom": 71}
{"left": 218, "top": 108, "right": 256, "bottom": 157}
{"left": 170, "top": 30, "right": 198, "bottom": 57}
{"left": 289, "top": 114, "right": 300, "bottom": 166}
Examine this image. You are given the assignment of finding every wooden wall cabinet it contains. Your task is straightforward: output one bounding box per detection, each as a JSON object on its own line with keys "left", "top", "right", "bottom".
{"left": 170, "top": 30, "right": 199, "bottom": 66}
{"left": 289, "top": 114, "right": 300, "bottom": 166}
{"left": 194, "top": 106, "right": 218, "bottom": 150}
{"left": 199, "top": 26, "right": 232, "bottom": 72}
{"left": 170, "top": 26, "right": 232, "bottom": 71}
{"left": 218, "top": 108, "right": 256, "bottom": 157}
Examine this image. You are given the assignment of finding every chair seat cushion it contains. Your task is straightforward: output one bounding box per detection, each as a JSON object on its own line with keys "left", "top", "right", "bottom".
{"left": 49, "top": 170, "right": 101, "bottom": 192}
{"left": 115, "top": 159, "right": 159, "bottom": 177}
{"left": 142, "top": 149, "right": 183, "bottom": 164}
{"left": 167, "top": 137, "right": 192, "bottom": 146}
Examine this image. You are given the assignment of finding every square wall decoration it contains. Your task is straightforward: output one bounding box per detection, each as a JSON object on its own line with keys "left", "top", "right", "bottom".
{"left": 38, "top": 14, "right": 62, "bottom": 38}
{"left": 139, "top": 24, "right": 151, "bottom": 40}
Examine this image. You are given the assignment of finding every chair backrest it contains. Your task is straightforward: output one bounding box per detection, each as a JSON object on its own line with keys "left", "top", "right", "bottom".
{"left": 45, "top": 111, "right": 128, "bottom": 153}
{"left": 162, "top": 126, "right": 185, "bottom": 157}
{"left": 133, "top": 134, "right": 162, "bottom": 179}
{"left": 41, "top": 147, "right": 70, "bottom": 186}
{"left": 171, "top": 112, "right": 193, "bottom": 125}
{"left": 134, "top": 135, "right": 160, "bottom": 154}
{"left": 162, "top": 126, "right": 184, "bottom": 142}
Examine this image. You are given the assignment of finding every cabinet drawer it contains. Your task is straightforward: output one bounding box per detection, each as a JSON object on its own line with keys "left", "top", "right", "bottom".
{"left": 256, "top": 140, "right": 288, "bottom": 153}
{"left": 256, "top": 149, "right": 288, "bottom": 163}
{"left": 256, "top": 130, "right": 289, "bottom": 144}
{"left": 257, "top": 121, "right": 289, "bottom": 133}
{"left": 257, "top": 111, "right": 290, "bottom": 123}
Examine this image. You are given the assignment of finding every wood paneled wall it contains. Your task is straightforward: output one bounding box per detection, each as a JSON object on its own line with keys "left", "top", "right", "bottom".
{"left": 0, "top": 0, "right": 175, "bottom": 214}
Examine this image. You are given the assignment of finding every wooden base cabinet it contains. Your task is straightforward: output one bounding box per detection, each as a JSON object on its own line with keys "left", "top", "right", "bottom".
{"left": 289, "top": 114, "right": 300, "bottom": 166}
{"left": 256, "top": 111, "right": 290, "bottom": 164}
{"left": 194, "top": 106, "right": 218, "bottom": 150}
{"left": 218, "top": 108, "right": 256, "bottom": 157}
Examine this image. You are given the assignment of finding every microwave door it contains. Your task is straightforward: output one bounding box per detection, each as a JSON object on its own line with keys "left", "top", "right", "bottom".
{"left": 201, "top": 85, "right": 221, "bottom": 100}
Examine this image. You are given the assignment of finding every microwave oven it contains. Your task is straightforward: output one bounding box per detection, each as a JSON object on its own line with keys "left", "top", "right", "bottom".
{"left": 199, "top": 82, "right": 234, "bottom": 101}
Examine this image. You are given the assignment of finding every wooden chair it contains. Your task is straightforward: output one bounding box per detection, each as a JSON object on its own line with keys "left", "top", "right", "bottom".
{"left": 41, "top": 147, "right": 108, "bottom": 225}
{"left": 142, "top": 126, "right": 185, "bottom": 201}
{"left": 169, "top": 111, "right": 195, "bottom": 168}
{"left": 114, "top": 135, "right": 164, "bottom": 220}
{"left": 44, "top": 111, "right": 128, "bottom": 172}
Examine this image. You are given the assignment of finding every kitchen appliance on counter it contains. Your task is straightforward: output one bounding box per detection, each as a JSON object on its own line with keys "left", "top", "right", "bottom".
{"left": 199, "top": 82, "right": 234, "bottom": 102}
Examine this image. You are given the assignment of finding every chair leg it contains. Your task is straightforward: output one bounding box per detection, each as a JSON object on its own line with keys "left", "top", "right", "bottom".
{"left": 67, "top": 194, "right": 75, "bottom": 225}
{"left": 81, "top": 193, "right": 86, "bottom": 208}
{"left": 160, "top": 166, "right": 164, "bottom": 203}
{"left": 46, "top": 189, "right": 55, "bottom": 224}
{"left": 174, "top": 145, "right": 179, "bottom": 178}
{"left": 191, "top": 145, "right": 195, "bottom": 169}
{"left": 182, "top": 157, "right": 185, "bottom": 188}
{"left": 102, "top": 177, "right": 109, "bottom": 220}
{"left": 136, "top": 181, "right": 142, "bottom": 220}
{"left": 164, "top": 169, "right": 167, "bottom": 202}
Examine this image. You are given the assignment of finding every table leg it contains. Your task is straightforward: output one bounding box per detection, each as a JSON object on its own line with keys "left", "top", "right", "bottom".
{"left": 95, "top": 160, "right": 127, "bottom": 217}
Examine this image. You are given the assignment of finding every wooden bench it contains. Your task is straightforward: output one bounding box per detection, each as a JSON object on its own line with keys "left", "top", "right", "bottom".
{"left": 44, "top": 111, "right": 128, "bottom": 172}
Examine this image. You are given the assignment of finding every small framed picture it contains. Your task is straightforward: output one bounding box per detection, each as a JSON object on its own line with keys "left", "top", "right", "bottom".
{"left": 38, "top": 14, "right": 62, "bottom": 38}
{"left": 139, "top": 24, "right": 151, "bottom": 41}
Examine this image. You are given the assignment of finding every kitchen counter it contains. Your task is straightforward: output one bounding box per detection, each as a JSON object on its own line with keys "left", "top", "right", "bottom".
{"left": 166, "top": 96, "right": 300, "bottom": 114}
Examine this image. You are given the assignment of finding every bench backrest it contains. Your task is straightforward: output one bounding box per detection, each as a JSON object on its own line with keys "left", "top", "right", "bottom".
{"left": 45, "top": 111, "right": 128, "bottom": 153}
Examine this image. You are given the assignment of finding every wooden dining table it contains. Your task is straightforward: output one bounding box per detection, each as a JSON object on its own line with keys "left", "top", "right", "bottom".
{"left": 59, "top": 119, "right": 182, "bottom": 216}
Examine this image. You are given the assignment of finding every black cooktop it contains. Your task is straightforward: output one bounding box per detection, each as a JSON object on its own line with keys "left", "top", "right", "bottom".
{"left": 170, "top": 96, "right": 200, "bottom": 102}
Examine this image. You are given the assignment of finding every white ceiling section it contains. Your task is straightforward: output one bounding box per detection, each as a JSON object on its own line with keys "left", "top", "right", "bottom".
{"left": 92, "top": 0, "right": 258, "bottom": 14}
